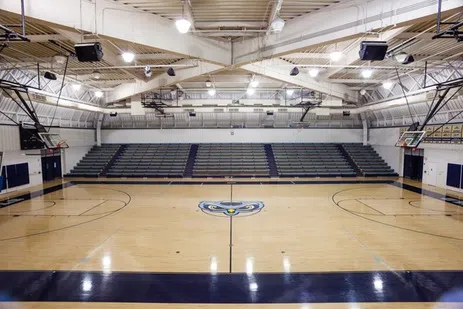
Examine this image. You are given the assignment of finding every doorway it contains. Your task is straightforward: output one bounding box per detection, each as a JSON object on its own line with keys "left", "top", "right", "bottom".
{"left": 41, "top": 150, "right": 62, "bottom": 182}
{"left": 403, "top": 148, "right": 424, "bottom": 181}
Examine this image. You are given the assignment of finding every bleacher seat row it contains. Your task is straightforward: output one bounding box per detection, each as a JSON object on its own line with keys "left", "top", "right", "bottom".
{"left": 67, "top": 143, "right": 397, "bottom": 178}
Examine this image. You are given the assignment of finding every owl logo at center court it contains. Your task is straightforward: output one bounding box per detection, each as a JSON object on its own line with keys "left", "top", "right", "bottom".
{"left": 198, "top": 201, "right": 264, "bottom": 217}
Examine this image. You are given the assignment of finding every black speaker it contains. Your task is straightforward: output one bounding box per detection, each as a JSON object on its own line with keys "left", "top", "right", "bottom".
{"left": 343, "top": 111, "right": 351, "bottom": 117}
{"left": 359, "top": 41, "right": 388, "bottom": 61}
{"left": 167, "top": 67, "right": 176, "bottom": 76}
{"left": 44, "top": 72, "right": 57, "bottom": 80}
{"left": 109, "top": 112, "right": 118, "bottom": 117}
{"left": 74, "top": 42, "right": 103, "bottom": 62}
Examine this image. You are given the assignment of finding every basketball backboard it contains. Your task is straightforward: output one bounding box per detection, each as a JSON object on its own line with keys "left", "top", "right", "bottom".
{"left": 395, "top": 131, "right": 426, "bottom": 148}
{"left": 38, "top": 133, "right": 69, "bottom": 149}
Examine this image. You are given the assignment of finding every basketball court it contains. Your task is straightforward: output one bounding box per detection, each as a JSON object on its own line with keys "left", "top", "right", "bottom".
{"left": 1, "top": 0, "right": 463, "bottom": 308}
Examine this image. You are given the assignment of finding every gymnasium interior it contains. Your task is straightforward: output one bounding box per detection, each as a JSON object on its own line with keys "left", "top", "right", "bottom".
{"left": 0, "top": 0, "right": 463, "bottom": 308}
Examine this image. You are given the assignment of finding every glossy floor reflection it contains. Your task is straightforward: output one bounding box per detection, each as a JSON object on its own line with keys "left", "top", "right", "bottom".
{"left": 0, "top": 180, "right": 463, "bottom": 307}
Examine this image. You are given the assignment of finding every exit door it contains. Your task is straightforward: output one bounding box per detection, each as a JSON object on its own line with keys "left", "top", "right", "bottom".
{"left": 426, "top": 161, "right": 437, "bottom": 186}
{"left": 403, "top": 148, "right": 424, "bottom": 181}
{"left": 41, "top": 153, "right": 62, "bottom": 182}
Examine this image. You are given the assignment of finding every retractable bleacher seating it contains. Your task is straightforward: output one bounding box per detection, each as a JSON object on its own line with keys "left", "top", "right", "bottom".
{"left": 273, "top": 143, "right": 356, "bottom": 177}
{"left": 68, "top": 144, "right": 120, "bottom": 177}
{"left": 106, "top": 144, "right": 190, "bottom": 177}
{"left": 193, "top": 144, "right": 270, "bottom": 177}
{"left": 342, "top": 144, "right": 398, "bottom": 176}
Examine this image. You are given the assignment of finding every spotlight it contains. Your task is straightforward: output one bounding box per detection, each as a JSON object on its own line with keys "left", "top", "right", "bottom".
{"left": 205, "top": 80, "right": 212, "bottom": 87}
{"left": 290, "top": 67, "right": 299, "bottom": 76}
{"left": 330, "top": 51, "right": 343, "bottom": 62}
{"left": 308, "top": 68, "right": 319, "bottom": 77}
{"left": 270, "top": 16, "right": 285, "bottom": 33}
{"left": 167, "top": 67, "right": 176, "bottom": 76}
{"left": 208, "top": 88, "right": 216, "bottom": 96}
{"left": 144, "top": 65, "right": 152, "bottom": 78}
{"left": 176, "top": 18, "right": 191, "bottom": 34}
{"left": 286, "top": 89, "right": 294, "bottom": 96}
{"left": 93, "top": 70, "right": 101, "bottom": 80}
{"left": 121, "top": 52, "right": 135, "bottom": 63}
{"left": 382, "top": 80, "right": 393, "bottom": 90}
{"left": 250, "top": 79, "right": 259, "bottom": 87}
{"left": 95, "top": 91, "right": 104, "bottom": 98}
{"left": 394, "top": 52, "right": 415, "bottom": 65}
{"left": 44, "top": 72, "right": 57, "bottom": 80}
{"left": 246, "top": 88, "right": 255, "bottom": 96}
{"left": 361, "top": 69, "right": 373, "bottom": 78}
{"left": 72, "top": 83, "right": 82, "bottom": 91}
{"left": 360, "top": 89, "right": 367, "bottom": 96}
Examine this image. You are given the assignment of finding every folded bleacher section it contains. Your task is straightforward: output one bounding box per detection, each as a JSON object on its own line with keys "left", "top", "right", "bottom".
{"left": 68, "top": 144, "right": 121, "bottom": 177}
{"left": 342, "top": 144, "right": 398, "bottom": 176}
{"left": 192, "top": 144, "right": 270, "bottom": 177}
{"left": 107, "top": 144, "right": 190, "bottom": 177}
{"left": 273, "top": 143, "right": 356, "bottom": 177}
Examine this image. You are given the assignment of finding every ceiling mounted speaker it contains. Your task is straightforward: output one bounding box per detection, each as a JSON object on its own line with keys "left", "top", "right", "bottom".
{"left": 109, "top": 112, "right": 118, "bottom": 117}
{"left": 74, "top": 42, "right": 103, "bottom": 62}
{"left": 44, "top": 72, "right": 57, "bottom": 80}
{"left": 167, "top": 67, "right": 176, "bottom": 76}
{"left": 359, "top": 41, "right": 388, "bottom": 61}
{"left": 290, "top": 67, "right": 299, "bottom": 76}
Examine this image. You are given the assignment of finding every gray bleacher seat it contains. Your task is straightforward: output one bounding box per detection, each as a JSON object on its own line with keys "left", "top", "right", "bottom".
{"left": 67, "top": 144, "right": 121, "bottom": 177}
{"left": 342, "top": 144, "right": 398, "bottom": 177}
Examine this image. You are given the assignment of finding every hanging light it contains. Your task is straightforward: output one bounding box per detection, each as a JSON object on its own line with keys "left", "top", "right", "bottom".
{"left": 72, "top": 83, "right": 82, "bottom": 91}
{"left": 93, "top": 70, "right": 101, "bottom": 79}
{"left": 95, "top": 90, "right": 104, "bottom": 98}
{"left": 246, "top": 88, "right": 255, "bottom": 96}
{"left": 208, "top": 88, "right": 216, "bottom": 96}
{"left": 308, "top": 68, "right": 319, "bottom": 77}
{"left": 271, "top": 16, "right": 285, "bottom": 33}
{"left": 361, "top": 69, "right": 373, "bottom": 78}
{"left": 205, "top": 80, "right": 212, "bottom": 87}
{"left": 286, "top": 89, "right": 294, "bottom": 96}
{"left": 176, "top": 1, "right": 191, "bottom": 34}
{"left": 250, "top": 79, "right": 259, "bottom": 87}
{"left": 121, "top": 52, "right": 135, "bottom": 63}
{"left": 330, "top": 51, "right": 343, "bottom": 62}
{"left": 382, "top": 80, "right": 393, "bottom": 89}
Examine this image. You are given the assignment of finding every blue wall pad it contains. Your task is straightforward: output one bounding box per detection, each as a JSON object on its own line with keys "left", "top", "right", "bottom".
{"left": 446, "top": 163, "right": 462, "bottom": 188}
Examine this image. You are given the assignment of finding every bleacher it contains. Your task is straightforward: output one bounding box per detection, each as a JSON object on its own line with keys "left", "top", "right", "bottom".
{"left": 273, "top": 143, "right": 356, "bottom": 177}
{"left": 106, "top": 144, "right": 190, "bottom": 177}
{"left": 68, "top": 144, "right": 121, "bottom": 177}
{"left": 192, "top": 144, "right": 270, "bottom": 177}
{"left": 342, "top": 144, "right": 398, "bottom": 176}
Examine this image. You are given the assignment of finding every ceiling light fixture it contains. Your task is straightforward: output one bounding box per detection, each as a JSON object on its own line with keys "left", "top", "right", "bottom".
{"left": 95, "top": 90, "right": 104, "bottom": 98}
{"left": 93, "top": 70, "right": 101, "bottom": 80}
{"left": 271, "top": 16, "right": 285, "bottom": 33}
{"left": 72, "top": 83, "right": 82, "bottom": 91}
{"left": 121, "top": 52, "right": 135, "bottom": 63}
{"left": 208, "top": 88, "right": 216, "bottom": 96}
{"left": 144, "top": 65, "right": 152, "bottom": 78}
{"left": 246, "top": 88, "right": 255, "bottom": 96}
{"left": 308, "top": 68, "right": 319, "bottom": 78}
{"left": 176, "top": 1, "right": 191, "bottom": 34}
{"left": 250, "top": 79, "right": 259, "bottom": 87}
{"left": 286, "top": 89, "right": 294, "bottom": 96}
{"left": 205, "top": 80, "right": 212, "bottom": 87}
{"left": 361, "top": 69, "right": 373, "bottom": 78}
{"left": 382, "top": 80, "right": 393, "bottom": 90}
{"left": 330, "top": 51, "right": 343, "bottom": 62}
{"left": 394, "top": 52, "right": 415, "bottom": 65}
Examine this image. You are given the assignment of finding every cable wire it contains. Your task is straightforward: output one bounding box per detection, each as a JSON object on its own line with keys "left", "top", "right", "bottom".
{"left": 47, "top": 55, "right": 69, "bottom": 132}
{"left": 395, "top": 66, "right": 415, "bottom": 124}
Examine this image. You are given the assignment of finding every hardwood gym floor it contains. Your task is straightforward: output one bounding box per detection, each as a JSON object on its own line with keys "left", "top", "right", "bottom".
{"left": 0, "top": 178, "right": 463, "bottom": 308}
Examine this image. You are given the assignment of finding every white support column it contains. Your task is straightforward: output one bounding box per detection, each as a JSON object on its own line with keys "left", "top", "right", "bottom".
{"left": 96, "top": 113, "right": 104, "bottom": 146}
{"left": 242, "top": 59, "right": 357, "bottom": 102}
{"left": 2, "top": 0, "right": 231, "bottom": 65}
{"left": 232, "top": 0, "right": 463, "bottom": 64}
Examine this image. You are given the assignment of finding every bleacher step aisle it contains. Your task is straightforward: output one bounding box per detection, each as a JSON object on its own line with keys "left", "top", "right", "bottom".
{"left": 264, "top": 144, "right": 279, "bottom": 177}
{"left": 184, "top": 144, "right": 199, "bottom": 177}
{"left": 337, "top": 144, "right": 362, "bottom": 176}
{"left": 101, "top": 145, "right": 126, "bottom": 176}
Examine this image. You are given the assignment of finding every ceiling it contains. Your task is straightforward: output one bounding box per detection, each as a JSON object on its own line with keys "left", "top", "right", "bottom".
{"left": 0, "top": 0, "right": 462, "bottom": 129}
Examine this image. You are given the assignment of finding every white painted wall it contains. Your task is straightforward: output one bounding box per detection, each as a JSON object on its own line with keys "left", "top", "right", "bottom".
{"left": 0, "top": 126, "right": 95, "bottom": 194}
{"left": 102, "top": 128, "right": 363, "bottom": 144}
{"left": 369, "top": 127, "right": 403, "bottom": 176}
{"left": 421, "top": 143, "right": 463, "bottom": 192}
{"left": 52, "top": 128, "right": 96, "bottom": 174}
